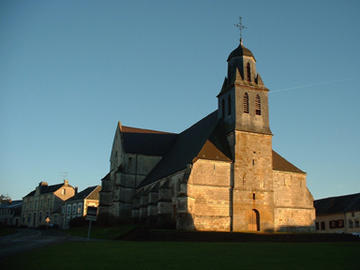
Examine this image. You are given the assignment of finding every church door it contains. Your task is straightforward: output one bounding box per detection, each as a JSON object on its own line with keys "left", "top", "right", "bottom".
{"left": 250, "top": 209, "right": 260, "bottom": 232}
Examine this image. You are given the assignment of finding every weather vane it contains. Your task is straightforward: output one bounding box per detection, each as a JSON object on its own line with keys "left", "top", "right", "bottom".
{"left": 234, "top": 16, "right": 247, "bottom": 42}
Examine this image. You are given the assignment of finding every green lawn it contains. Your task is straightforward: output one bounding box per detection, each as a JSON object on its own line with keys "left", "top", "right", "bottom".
{"left": 0, "top": 227, "right": 17, "bottom": 237}
{"left": 1, "top": 241, "right": 359, "bottom": 270}
{"left": 66, "top": 224, "right": 135, "bottom": 240}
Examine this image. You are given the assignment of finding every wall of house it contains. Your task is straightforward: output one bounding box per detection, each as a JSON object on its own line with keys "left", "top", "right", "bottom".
{"left": 273, "top": 170, "right": 315, "bottom": 231}
{"left": 21, "top": 182, "right": 75, "bottom": 227}
{"left": 315, "top": 211, "right": 360, "bottom": 233}
{"left": 345, "top": 211, "right": 360, "bottom": 233}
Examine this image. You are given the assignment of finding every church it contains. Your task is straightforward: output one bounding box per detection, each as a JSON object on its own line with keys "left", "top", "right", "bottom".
{"left": 99, "top": 36, "right": 315, "bottom": 232}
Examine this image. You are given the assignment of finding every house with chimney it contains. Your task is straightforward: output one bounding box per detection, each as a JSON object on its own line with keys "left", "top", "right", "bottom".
{"left": 21, "top": 180, "right": 76, "bottom": 228}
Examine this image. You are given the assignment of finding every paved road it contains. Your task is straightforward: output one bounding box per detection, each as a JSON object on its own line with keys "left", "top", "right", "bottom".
{"left": 0, "top": 229, "right": 86, "bottom": 260}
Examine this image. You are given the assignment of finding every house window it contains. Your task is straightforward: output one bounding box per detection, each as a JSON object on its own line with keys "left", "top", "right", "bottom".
{"left": 77, "top": 203, "right": 83, "bottom": 216}
{"left": 315, "top": 222, "right": 319, "bottom": 230}
{"left": 247, "top": 62, "right": 251, "bottom": 81}
{"left": 355, "top": 220, "right": 359, "bottom": 228}
{"left": 72, "top": 204, "right": 76, "bottom": 215}
{"left": 252, "top": 193, "right": 255, "bottom": 200}
{"left": 337, "top": 219, "right": 344, "bottom": 228}
{"left": 243, "top": 93, "right": 249, "bottom": 113}
{"left": 255, "top": 95, "right": 261, "bottom": 115}
{"left": 62, "top": 189, "right": 66, "bottom": 195}
{"left": 67, "top": 205, "right": 71, "bottom": 216}
{"left": 329, "top": 220, "right": 337, "bottom": 229}
{"left": 227, "top": 95, "right": 231, "bottom": 116}
{"left": 349, "top": 220, "right": 354, "bottom": 228}
{"left": 320, "top": 221, "right": 325, "bottom": 230}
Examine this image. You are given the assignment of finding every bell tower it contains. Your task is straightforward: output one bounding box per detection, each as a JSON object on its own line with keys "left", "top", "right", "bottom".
{"left": 217, "top": 38, "right": 271, "bottom": 135}
{"left": 217, "top": 26, "right": 274, "bottom": 231}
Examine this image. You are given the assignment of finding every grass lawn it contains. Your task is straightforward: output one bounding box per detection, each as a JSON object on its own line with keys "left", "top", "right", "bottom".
{"left": 1, "top": 241, "right": 359, "bottom": 270}
{"left": 66, "top": 224, "right": 135, "bottom": 240}
{"left": 0, "top": 227, "right": 17, "bottom": 237}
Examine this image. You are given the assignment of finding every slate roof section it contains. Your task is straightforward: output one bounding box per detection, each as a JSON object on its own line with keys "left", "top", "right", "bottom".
{"left": 0, "top": 200, "right": 22, "bottom": 209}
{"left": 122, "top": 125, "right": 172, "bottom": 134}
{"left": 66, "top": 186, "right": 101, "bottom": 202}
{"left": 227, "top": 43, "right": 256, "bottom": 62}
{"left": 128, "top": 111, "right": 305, "bottom": 188}
{"left": 314, "top": 193, "right": 360, "bottom": 215}
{"left": 272, "top": 150, "right": 305, "bottom": 174}
{"left": 24, "top": 183, "right": 64, "bottom": 198}
{"left": 138, "top": 111, "right": 232, "bottom": 188}
{"left": 121, "top": 125, "right": 177, "bottom": 156}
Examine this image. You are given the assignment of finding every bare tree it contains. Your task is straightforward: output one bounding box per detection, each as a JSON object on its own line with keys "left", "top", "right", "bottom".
{"left": 0, "top": 194, "right": 12, "bottom": 203}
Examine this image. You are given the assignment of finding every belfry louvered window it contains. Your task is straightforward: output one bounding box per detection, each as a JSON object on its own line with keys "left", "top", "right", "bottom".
{"left": 255, "top": 94, "right": 261, "bottom": 115}
{"left": 243, "top": 93, "right": 249, "bottom": 113}
{"left": 247, "top": 63, "right": 251, "bottom": 81}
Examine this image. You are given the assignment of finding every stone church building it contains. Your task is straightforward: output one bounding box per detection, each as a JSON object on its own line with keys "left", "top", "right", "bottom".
{"left": 99, "top": 39, "right": 315, "bottom": 232}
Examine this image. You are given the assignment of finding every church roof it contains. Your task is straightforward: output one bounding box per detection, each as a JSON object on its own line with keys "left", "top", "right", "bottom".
{"left": 227, "top": 43, "right": 255, "bottom": 62}
{"left": 130, "top": 112, "right": 305, "bottom": 188}
{"left": 121, "top": 125, "right": 177, "bottom": 156}
{"left": 138, "top": 111, "right": 232, "bottom": 188}
{"left": 314, "top": 193, "right": 360, "bottom": 215}
{"left": 272, "top": 150, "right": 305, "bottom": 174}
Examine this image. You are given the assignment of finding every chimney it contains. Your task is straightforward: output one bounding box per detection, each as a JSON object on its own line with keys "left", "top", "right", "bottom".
{"left": 75, "top": 187, "right": 78, "bottom": 194}
{"left": 64, "top": 179, "right": 69, "bottom": 185}
{"left": 39, "top": 181, "right": 48, "bottom": 187}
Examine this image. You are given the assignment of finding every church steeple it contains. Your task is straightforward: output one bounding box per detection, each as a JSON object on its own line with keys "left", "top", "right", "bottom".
{"left": 217, "top": 38, "right": 271, "bottom": 135}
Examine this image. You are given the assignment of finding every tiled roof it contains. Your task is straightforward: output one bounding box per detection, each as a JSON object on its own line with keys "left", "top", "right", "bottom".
{"left": 138, "top": 111, "right": 232, "bottom": 188}
{"left": 121, "top": 125, "right": 172, "bottom": 134}
{"left": 121, "top": 111, "right": 305, "bottom": 188}
{"left": 0, "top": 200, "right": 22, "bottom": 209}
{"left": 272, "top": 150, "right": 305, "bottom": 174}
{"left": 24, "top": 183, "right": 64, "bottom": 198}
{"left": 314, "top": 193, "right": 360, "bottom": 215}
{"left": 121, "top": 125, "right": 177, "bottom": 156}
{"left": 66, "top": 186, "right": 101, "bottom": 202}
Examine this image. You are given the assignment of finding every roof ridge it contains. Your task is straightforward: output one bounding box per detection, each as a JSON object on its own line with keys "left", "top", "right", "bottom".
{"left": 121, "top": 125, "right": 176, "bottom": 135}
{"left": 137, "top": 110, "right": 219, "bottom": 188}
{"left": 315, "top": 192, "right": 360, "bottom": 202}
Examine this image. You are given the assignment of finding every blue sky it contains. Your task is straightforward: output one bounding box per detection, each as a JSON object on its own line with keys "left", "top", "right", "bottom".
{"left": 1, "top": 0, "right": 359, "bottom": 200}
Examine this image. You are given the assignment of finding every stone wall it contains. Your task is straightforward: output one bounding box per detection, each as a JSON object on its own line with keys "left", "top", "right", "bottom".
{"left": 273, "top": 170, "right": 315, "bottom": 231}
{"left": 184, "top": 159, "right": 231, "bottom": 231}
{"left": 232, "top": 130, "right": 274, "bottom": 232}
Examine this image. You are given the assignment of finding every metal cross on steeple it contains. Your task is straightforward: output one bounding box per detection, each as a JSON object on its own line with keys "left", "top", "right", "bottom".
{"left": 234, "top": 16, "right": 247, "bottom": 43}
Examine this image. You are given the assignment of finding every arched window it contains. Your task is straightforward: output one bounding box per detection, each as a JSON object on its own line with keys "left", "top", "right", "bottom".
{"left": 243, "top": 93, "right": 249, "bottom": 113}
{"left": 227, "top": 95, "right": 231, "bottom": 115}
{"left": 247, "top": 62, "right": 251, "bottom": 81}
{"left": 221, "top": 99, "right": 225, "bottom": 118}
{"left": 255, "top": 94, "right": 261, "bottom": 115}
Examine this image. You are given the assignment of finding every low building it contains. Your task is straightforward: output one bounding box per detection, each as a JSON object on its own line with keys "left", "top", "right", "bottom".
{"left": 62, "top": 185, "right": 101, "bottom": 228}
{"left": 314, "top": 193, "right": 360, "bottom": 233}
{"left": 0, "top": 200, "right": 22, "bottom": 226}
{"left": 21, "top": 180, "right": 76, "bottom": 228}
